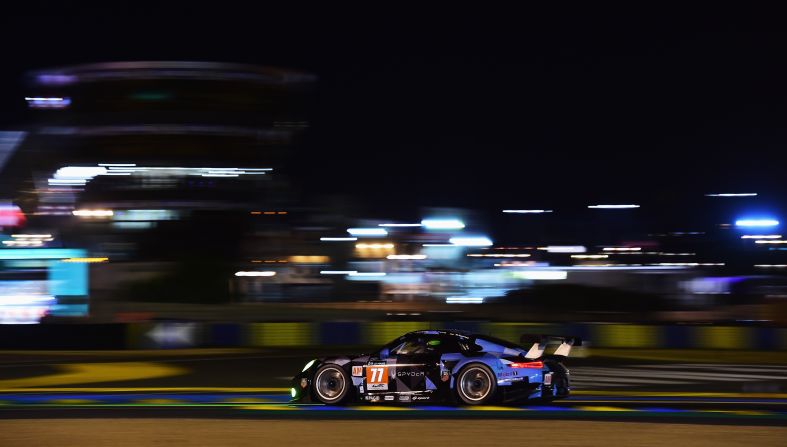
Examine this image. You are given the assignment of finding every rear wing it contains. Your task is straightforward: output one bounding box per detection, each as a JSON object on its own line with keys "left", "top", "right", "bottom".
{"left": 519, "top": 334, "right": 582, "bottom": 359}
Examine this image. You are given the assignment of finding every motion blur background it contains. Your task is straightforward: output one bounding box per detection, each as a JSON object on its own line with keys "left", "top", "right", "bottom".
{"left": 0, "top": 7, "right": 786, "bottom": 350}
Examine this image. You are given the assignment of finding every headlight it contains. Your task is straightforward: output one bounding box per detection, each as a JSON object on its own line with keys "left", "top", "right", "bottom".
{"left": 290, "top": 387, "right": 297, "bottom": 398}
{"left": 302, "top": 359, "right": 316, "bottom": 372}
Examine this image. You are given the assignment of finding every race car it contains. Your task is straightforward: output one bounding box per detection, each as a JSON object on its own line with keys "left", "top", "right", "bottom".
{"left": 290, "top": 329, "right": 579, "bottom": 405}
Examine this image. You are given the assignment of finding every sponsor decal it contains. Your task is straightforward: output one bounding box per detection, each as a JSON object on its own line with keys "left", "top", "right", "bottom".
{"left": 412, "top": 395, "right": 431, "bottom": 401}
{"left": 352, "top": 366, "right": 363, "bottom": 377}
{"left": 544, "top": 373, "right": 553, "bottom": 386}
{"left": 366, "top": 395, "right": 380, "bottom": 402}
{"left": 440, "top": 371, "right": 450, "bottom": 382}
{"left": 359, "top": 385, "right": 364, "bottom": 393}
{"left": 399, "top": 395, "right": 411, "bottom": 402}
{"left": 498, "top": 371, "right": 519, "bottom": 378}
{"left": 366, "top": 364, "right": 389, "bottom": 390}
{"left": 384, "top": 395, "right": 395, "bottom": 401}
{"left": 397, "top": 371, "right": 425, "bottom": 377}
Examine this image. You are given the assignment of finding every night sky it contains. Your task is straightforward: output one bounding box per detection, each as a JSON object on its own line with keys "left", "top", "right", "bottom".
{"left": 2, "top": 7, "right": 786, "bottom": 235}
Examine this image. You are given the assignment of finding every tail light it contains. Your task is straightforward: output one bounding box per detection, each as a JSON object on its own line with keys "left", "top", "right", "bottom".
{"left": 509, "top": 361, "right": 544, "bottom": 369}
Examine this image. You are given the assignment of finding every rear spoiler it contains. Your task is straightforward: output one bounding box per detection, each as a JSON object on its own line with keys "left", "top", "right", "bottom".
{"left": 519, "top": 334, "right": 582, "bottom": 359}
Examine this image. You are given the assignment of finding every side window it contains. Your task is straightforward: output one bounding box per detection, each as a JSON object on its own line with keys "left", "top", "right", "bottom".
{"left": 391, "top": 336, "right": 428, "bottom": 355}
{"left": 434, "top": 336, "right": 462, "bottom": 354}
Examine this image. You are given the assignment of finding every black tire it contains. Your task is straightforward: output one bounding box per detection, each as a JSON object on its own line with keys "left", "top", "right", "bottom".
{"left": 313, "top": 364, "right": 350, "bottom": 404}
{"left": 545, "top": 360, "right": 570, "bottom": 398}
{"left": 456, "top": 363, "right": 497, "bottom": 405}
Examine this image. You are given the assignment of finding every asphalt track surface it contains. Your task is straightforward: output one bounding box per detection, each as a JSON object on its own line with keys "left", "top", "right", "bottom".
{"left": 1, "top": 348, "right": 787, "bottom": 445}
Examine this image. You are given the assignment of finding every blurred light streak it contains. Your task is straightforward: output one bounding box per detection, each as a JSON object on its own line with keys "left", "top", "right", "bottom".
{"left": 320, "top": 270, "right": 357, "bottom": 275}
{"left": 449, "top": 236, "right": 493, "bottom": 247}
{"left": 73, "top": 209, "right": 114, "bottom": 218}
{"left": 445, "top": 297, "right": 484, "bottom": 304}
{"left": 234, "top": 271, "right": 276, "bottom": 277}
{"left": 538, "top": 245, "right": 586, "bottom": 253}
{"left": 320, "top": 237, "right": 357, "bottom": 241}
{"left": 653, "top": 262, "right": 725, "bottom": 266}
{"left": 2, "top": 240, "right": 44, "bottom": 247}
{"left": 754, "top": 240, "right": 787, "bottom": 244}
{"left": 706, "top": 193, "right": 758, "bottom": 197}
{"left": 347, "top": 228, "right": 388, "bottom": 236}
{"left": 588, "top": 204, "right": 640, "bottom": 209}
{"left": 61, "top": 257, "right": 109, "bottom": 263}
{"left": 378, "top": 223, "right": 422, "bottom": 227}
{"left": 502, "top": 209, "right": 553, "bottom": 214}
{"left": 735, "top": 219, "right": 779, "bottom": 227}
{"left": 348, "top": 272, "right": 387, "bottom": 277}
{"left": 571, "top": 254, "right": 609, "bottom": 259}
{"left": 387, "top": 254, "right": 427, "bottom": 260}
{"left": 741, "top": 234, "right": 781, "bottom": 239}
{"left": 512, "top": 271, "right": 568, "bottom": 280}
{"left": 421, "top": 219, "right": 465, "bottom": 230}
{"left": 422, "top": 244, "right": 454, "bottom": 247}
{"left": 754, "top": 264, "right": 787, "bottom": 268}
{"left": 603, "top": 247, "right": 642, "bottom": 252}
{"left": 288, "top": 256, "right": 330, "bottom": 264}
{"left": 25, "top": 96, "right": 70, "bottom": 108}
{"left": 467, "top": 254, "right": 531, "bottom": 258}
{"left": 355, "top": 243, "right": 394, "bottom": 249}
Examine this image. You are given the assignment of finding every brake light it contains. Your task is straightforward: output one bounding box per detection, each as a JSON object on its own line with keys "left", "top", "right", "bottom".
{"left": 509, "top": 361, "right": 544, "bottom": 369}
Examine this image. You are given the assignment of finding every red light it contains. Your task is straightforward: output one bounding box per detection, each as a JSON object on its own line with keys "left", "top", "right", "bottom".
{"left": 509, "top": 361, "right": 544, "bottom": 369}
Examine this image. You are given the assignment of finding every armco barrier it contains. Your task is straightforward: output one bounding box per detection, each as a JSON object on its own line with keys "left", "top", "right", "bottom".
{"left": 2, "top": 322, "right": 785, "bottom": 350}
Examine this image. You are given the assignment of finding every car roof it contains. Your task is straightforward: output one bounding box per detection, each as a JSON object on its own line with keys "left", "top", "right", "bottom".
{"left": 407, "top": 329, "right": 474, "bottom": 339}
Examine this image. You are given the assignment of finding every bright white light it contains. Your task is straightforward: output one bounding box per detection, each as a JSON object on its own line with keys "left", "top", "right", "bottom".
{"left": 754, "top": 264, "right": 787, "bottom": 268}
{"left": 348, "top": 272, "right": 387, "bottom": 277}
{"left": 540, "top": 245, "right": 586, "bottom": 253}
{"left": 588, "top": 204, "right": 640, "bottom": 209}
{"left": 513, "top": 270, "right": 568, "bottom": 280}
{"left": 387, "top": 254, "right": 427, "bottom": 260}
{"left": 320, "top": 237, "right": 358, "bottom": 241}
{"left": 378, "top": 223, "right": 422, "bottom": 227}
{"left": 72, "top": 209, "right": 114, "bottom": 218}
{"left": 446, "top": 297, "right": 484, "bottom": 304}
{"left": 421, "top": 219, "right": 465, "bottom": 230}
{"left": 422, "top": 244, "right": 455, "bottom": 247}
{"left": 754, "top": 240, "right": 787, "bottom": 244}
{"left": 741, "top": 235, "right": 781, "bottom": 239}
{"left": 571, "top": 254, "right": 609, "bottom": 259}
{"left": 502, "top": 209, "right": 553, "bottom": 214}
{"left": 11, "top": 234, "right": 52, "bottom": 239}
{"left": 347, "top": 228, "right": 388, "bottom": 236}
{"left": 449, "top": 236, "right": 493, "bottom": 247}
{"left": 706, "top": 193, "right": 757, "bottom": 197}
{"left": 603, "top": 247, "right": 642, "bottom": 252}
{"left": 735, "top": 219, "right": 779, "bottom": 227}
{"left": 234, "top": 271, "right": 276, "bottom": 277}
{"left": 320, "top": 270, "right": 358, "bottom": 275}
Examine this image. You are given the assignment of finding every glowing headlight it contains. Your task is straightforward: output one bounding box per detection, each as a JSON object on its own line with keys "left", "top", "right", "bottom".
{"left": 290, "top": 387, "right": 297, "bottom": 398}
{"left": 302, "top": 359, "right": 316, "bottom": 372}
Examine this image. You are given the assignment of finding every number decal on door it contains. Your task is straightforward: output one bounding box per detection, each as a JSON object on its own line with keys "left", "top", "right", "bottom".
{"left": 366, "top": 365, "right": 389, "bottom": 390}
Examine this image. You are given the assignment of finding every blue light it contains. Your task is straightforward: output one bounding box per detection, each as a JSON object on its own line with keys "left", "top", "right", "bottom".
{"left": 735, "top": 219, "right": 779, "bottom": 228}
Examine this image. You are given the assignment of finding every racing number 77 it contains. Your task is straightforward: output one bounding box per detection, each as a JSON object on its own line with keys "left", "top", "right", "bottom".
{"left": 369, "top": 367, "right": 385, "bottom": 382}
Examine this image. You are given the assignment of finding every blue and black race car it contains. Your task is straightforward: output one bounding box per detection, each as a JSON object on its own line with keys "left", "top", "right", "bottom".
{"left": 291, "top": 329, "right": 580, "bottom": 405}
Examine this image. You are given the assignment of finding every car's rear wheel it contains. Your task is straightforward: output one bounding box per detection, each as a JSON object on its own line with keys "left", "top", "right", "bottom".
{"left": 456, "top": 363, "right": 497, "bottom": 405}
{"left": 313, "top": 364, "right": 350, "bottom": 404}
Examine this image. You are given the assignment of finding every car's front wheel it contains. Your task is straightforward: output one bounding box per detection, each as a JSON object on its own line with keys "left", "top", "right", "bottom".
{"left": 313, "top": 364, "right": 350, "bottom": 404}
{"left": 456, "top": 363, "right": 497, "bottom": 405}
